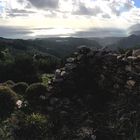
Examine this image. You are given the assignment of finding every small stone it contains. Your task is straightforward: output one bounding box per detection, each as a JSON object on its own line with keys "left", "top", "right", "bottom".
{"left": 125, "top": 65, "right": 132, "bottom": 72}
{"left": 127, "top": 56, "right": 137, "bottom": 61}
{"left": 60, "top": 111, "right": 68, "bottom": 116}
{"left": 133, "top": 49, "right": 140, "bottom": 57}
{"left": 113, "top": 84, "right": 119, "bottom": 89}
{"left": 62, "top": 98, "right": 70, "bottom": 105}
{"left": 78, "top": 45, "right": 90, "bottom": 54}
{"left": 117, "top": 55, "right": 124, "bottom": 60}
{"left": 55, "top": 69, "right": 61, "bottom": 78}
{"left": 125, "top": 50, "right": 132, "bottom": 57}
{"left": 126, "top": 80, "right": 136, "bottom": 87}
{"left": 53, "top": 78, "right": 63, "bottom": 83}
{"left": 91, "top": 135, "right": 96, "bottom": 140}
{"left": 16, "top": 100, "right": 23, "bottom": 108}
{"left": 65, "top": 63, "right": 77, "bottom": 70}
{"left": 61, "top": 71, "right": 67, "bottom": 77}
{"left": 67, "top": 57, "right": 75, "bottom": 63}
{"left": 50, "top": 97, "right": 59, "bottom": 105}
{"left": 40, "top": 95, "right": 46, "bottom": 100}
{"left": 47, "top": 106, "right": 54, "bottom": 111}
{"left": 47, "top": 86, "right": 53, "bottom": 91}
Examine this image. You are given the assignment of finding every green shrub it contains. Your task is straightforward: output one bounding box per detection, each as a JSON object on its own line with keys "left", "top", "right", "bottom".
{"left": 13, "top": 113, "right": 48, "bottom": 140}
{"left": 25, "top": 83, "right": 48, "bottom": 110}
{"left": 41, "top": 74, "right": 53, "bottom": 86}
{"left": 12, "top": 82, "right": 28, "bottom": 96}
{"left": 3, "top": 80, "right": 15, "bottom": 87}
{"left": 0, "top": 86, "right": 17, "bottom": 119}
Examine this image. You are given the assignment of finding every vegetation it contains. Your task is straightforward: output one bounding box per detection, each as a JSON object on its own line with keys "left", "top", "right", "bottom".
{"left": 11, "top": 82, "right": 28, "bottom": 96}
{"left": 25, "top": 83, "right": 48, "bottom": 111}
{"left": 0, "top": 86, "right": 17, "bottom": 119}
{"left": 0, "top": 37, "right": 140, "bottom": 140}
{"left": 13, "top": 113, "right": 48, "bottom": 140}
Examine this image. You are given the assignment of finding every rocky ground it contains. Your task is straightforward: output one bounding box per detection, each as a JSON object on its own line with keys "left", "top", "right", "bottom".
{"left": 45, "top": 47, "right": 140, "bottom": 140}
{"left": 1, "top": 46, "right": 140, "bottom": 140}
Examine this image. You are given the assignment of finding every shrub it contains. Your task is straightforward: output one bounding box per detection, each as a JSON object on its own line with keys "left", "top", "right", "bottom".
{"left": 25, "top": 83, "right": 48, "bottom": 110}
{"left": 0, "top": 86, "right": 17, "bottom": 119}
{"left": 13, "top": 113, "right": 48, "bottom": 140}
{"left": 41, "top": 74, "right": 53, "bottom": 86}
{"left": 3, "top": 80, "right": 15, "bottom": 87}
{"left": 12, "top": 82, "right": 28, "bottom": 96}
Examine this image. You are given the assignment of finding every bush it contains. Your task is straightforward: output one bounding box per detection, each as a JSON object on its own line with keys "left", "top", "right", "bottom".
{"left": 12, "top": 82, "right": 28, "bottom": 96}
{"left": 25, "top": 83, "right": 48, "bottom": 110}
{"left": 41, "top": 74, "right": 53, "bottom": 86}
{"left": 13, "top": 113, "right": 48, "bottom": 140}
{"left": 3, "top": 80, "right": 15, "bottom": 87}
{"left": 0, "top": 86, "right": 17, "bottom": 119}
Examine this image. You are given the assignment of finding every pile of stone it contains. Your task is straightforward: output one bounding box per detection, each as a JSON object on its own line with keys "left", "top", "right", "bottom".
{"left": 46, "top": 47, "right": 140, "bottom": 140}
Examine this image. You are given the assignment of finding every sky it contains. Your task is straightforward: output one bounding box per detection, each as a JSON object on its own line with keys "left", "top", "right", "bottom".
{"left": 0, "top": 0, "right": 140, "bottom": 38}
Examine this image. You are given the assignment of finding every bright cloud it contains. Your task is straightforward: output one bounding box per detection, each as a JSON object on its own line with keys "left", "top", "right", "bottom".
{"left": 0, "top": 0, "right": 140, "bottom": 38}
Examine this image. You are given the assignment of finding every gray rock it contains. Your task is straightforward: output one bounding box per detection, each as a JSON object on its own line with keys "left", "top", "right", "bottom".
{"left": 125, "top": 65, "right": 132, "bottom": 72}
{"left": 126, "top": 80, "right": 136, "bottom": 89}
{"left": 61, "top": 71, "right": 67, "bottom": 77}
{"left": 67, "top": 57, "right": 75, "bottom": 63}
{"left": 65, "top": 63, "right": 77, "bottom": 70}
{"left": 133, "top": 49, "right": 140, "bottom": 57}
{"left": 55, "top": 69, "right": 61, "bottom": 78}
{"left": 50, "top": 97, "right": 59, "bottom": 105}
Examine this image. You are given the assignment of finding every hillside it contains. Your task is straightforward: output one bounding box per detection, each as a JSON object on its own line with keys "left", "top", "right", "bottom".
{"left": 0, "top": 37, "right": 101, "bottom": 58}
{"left": 108, "top": 34, "right": 140, "bottom": 49}
{"left": 0, "top": 37, "right": 101, "bottom": 83}
{"left": 88, "top": 37, "right": 123, "bottom": 47}
{"left": 0, "top": 46, "right": 140, "bottom": 140}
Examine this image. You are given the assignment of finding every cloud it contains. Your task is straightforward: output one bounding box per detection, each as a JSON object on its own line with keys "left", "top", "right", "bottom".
{"left": 72, "top": 27, "right": 127, "bottom": 37}
{"left": 102, "top": 13, "right": 111, "bottom": 18}
{"left": 128, "top": 23, "right": 140, "bottom": 35}
{"left": 27, "top": 0, "right": 59, "bottom": 9}
{"left": 0, "top": 26, "right": 33, "bottom": 38}
{"left": 70, "top": 0, "right": 134, "bottom": 17}
{"left": 7, "top": 9, "right": 36, "bottom": 17}
{"left": 0, "top": 0, "right": 140, "bottom": 39}
{"left": 73, "top": 2, "right": 102, "bottom": 16}
{"left": 108, "top": 0, "right": 134, "bottom": 16}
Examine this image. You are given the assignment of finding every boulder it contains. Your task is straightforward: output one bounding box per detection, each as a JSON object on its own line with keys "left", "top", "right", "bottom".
{"left": 133, "top": 49, "right": 140, "bottom": 57}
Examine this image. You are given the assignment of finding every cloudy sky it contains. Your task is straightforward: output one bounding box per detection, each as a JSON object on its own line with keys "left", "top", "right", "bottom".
{"left": 0, "top": 0, "right": 140, "bottom": 38}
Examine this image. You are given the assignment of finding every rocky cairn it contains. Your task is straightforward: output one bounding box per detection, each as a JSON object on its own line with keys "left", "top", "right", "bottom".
{"left": 44, "top": 47, "right": 140, "bottom": 140}
{"left": 33, "top": 46, "right": 140, "bottom": 140}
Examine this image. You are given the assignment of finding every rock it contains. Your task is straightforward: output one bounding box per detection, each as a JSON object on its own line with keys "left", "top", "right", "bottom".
{"left": 117, "top": 55, "right": 124, "bottom": 60}
{"left": 47, "top": 85, "right": 53, "bottom": 92}
{"left": 65, "top": 63, "right": 77, "bottom": 70}
{"left": 50, "top": 97, "right": 59, "bottom": 105}
{"left": 55, "top": 69, "right": 61, "bottom": 78}
{"left": 62, "top": 98, "right": 70, "bottom": 105}
{"left": 44, "top": 47, "right": 140, "bottom": 139}
{"left": 47, "top": 106, "right": 54, "bottom": 111}
{"left": 39, "top": 95, "right": 46, "bottom": 100}
{"left": 126, "top": 80, "right": 136, "bottom": 89}
{"left": 78, "top": 45, "right": 90, "bottom": 54}
{"left": 125, "top": 50, "right": 132, "bottom": 57}
{"left": 133, "top": 49, "right": 140, "bottom": 57}
{"left": 60, "top": 111, "right": 68, "bottom": 116}
{"left": 127, "top": 56, "right": 137, "bottom": 61}
{"left": 113, "top": 84, "right": 120, "bottom": 89}
{"left": 77, "top": 54, "right": 84, "bottom": 61}
{"left": 135, "top": 65, "right": 140, "bottom": 72}
{"left": 53, "top": 78, "right": 63, "bottom": 83}
{"left": 16, "top": 100, "right": 23, "bottom": 108}
{"left": 91, "top": 135, "right": 96, "bottom": 140}
{"left": 67, "top": 57, "right": 75, "bottom": 63}
{"left": 125, "top": 65, "right": 132, "bottom": 72}
{"left": 61, "top": 71, "right": 67, "bottom": 77}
